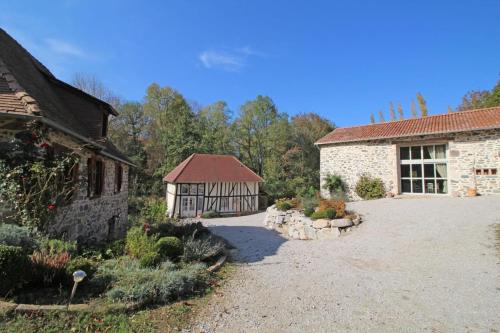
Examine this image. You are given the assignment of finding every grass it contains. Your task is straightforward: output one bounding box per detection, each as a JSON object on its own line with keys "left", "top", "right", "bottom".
{"left": 0, "top": 263, "right": 236, "bottom": 333}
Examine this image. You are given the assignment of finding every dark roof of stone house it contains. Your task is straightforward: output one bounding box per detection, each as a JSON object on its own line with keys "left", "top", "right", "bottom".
{"left": 163, "top": 153, "right": 263, "bottom": 183}
{"left": 316, "top": 107, "right": 500, "bottom": 145}
{"left": 0, "top": 28, "right": 133, "bottom": 166}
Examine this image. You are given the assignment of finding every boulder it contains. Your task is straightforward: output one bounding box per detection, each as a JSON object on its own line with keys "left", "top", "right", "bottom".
{"left": 352, "top": 215, "right": 362, "bottom": 226}
{"left": 330, "top": 218, "right": 353, "bottom": 228}
{"left": 304, "top": 225, "right": 318, "bottom": 239}
{"left": 312, "top": 219, "right": 329, "bottom": 229}
{"left": 275, "top": 215, "right": 285, "bottom": 224}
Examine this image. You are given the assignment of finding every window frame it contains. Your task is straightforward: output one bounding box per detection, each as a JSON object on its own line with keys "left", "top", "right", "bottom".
{"left": 399, "top": 144, "right": 448, "bottom": 195}
{"left": 114, "top": 163, "right": 123, "bottom": 194}
{"left": 87, "top": 156, "right": 105, "bottom": 198}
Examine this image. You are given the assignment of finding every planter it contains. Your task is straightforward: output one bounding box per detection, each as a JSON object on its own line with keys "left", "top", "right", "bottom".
{"left": 467, "top": 188, "right": 477, "bottom": 197}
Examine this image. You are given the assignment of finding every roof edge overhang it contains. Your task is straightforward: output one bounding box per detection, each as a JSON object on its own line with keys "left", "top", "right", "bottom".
{"left": 0, "top": 112, "right": 135, "bottom": 167}
{"left": 315, "top": 125, "right": 500, "bottom": 146}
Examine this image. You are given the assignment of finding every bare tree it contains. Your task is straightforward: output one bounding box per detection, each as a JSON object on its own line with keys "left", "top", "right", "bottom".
{"left": 410, "top": 100, "right": 417, "bottom": 118}
{"left": 389, "top": 102, "right": 396, "bottom": 121}
{"left": 397, "top": 102, "right": 404, "bottom": 120}
{"left": 72, "top": 73, "right": 121, "bottom": 108}
{"left": 378, "top": 110, "right": 385, "bottom": 122}
{"left": 370, "top": 113, "right": 376, "bottom": 124}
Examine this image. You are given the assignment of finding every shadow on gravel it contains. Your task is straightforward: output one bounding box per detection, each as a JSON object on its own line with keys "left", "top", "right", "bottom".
{"left": 208, "top": 225, "right": 287, "bottom": 264}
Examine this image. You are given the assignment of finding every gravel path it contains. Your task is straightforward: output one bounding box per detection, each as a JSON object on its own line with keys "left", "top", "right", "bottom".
{"left": 193, "top": 196, "right": 500, "bottom": 333}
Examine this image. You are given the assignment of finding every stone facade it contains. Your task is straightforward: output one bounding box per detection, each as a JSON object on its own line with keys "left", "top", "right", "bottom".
{"left": 320, "top": 129, "right": 500, "bottom": 200}
{"left": 0, "top": 127, "right": 129, "bottom": 245}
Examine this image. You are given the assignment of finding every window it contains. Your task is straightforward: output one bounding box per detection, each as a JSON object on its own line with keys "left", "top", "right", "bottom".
{"left": 181, "top": 197, "right": 188, "bottom": 211}
{"left": 197, "top": 197, "right": 204, "bottom": 211}
{"left": 181, "top": 184, "right": 189, "bottom": 194}
{"left": 87, "top": 157, "right": 105, "bottom": 197}
{"left": 102, "top": 114, "right": 108, "bottom": 137}
{"left": 114, "top": 163, "right": 123, "bottom": 193}
{"left": 197, "top": 184, "right": 204, "bottom": 195}
{"left": 190, "top": 184, "right": 197, "bottom": 195}
{"left": 400, "top": 144, "right": 447, "bottom": 194}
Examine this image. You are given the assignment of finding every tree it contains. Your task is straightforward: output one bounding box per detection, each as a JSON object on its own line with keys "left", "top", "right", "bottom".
{"left": 378, "top": 110, "right": 385, "bottom": 122}
{"left": 143, "top": 84, "right": 200, "bottom": 178}
{"left": 410, "top": 100, "right": 417, "bottom": 118}
{"left": 482, "top": 79, "right": 500, "bottom": 108}
{"left": 370, "top": 113, "right": 376, "bottom": 124}
{"left": 416, "top": 92, "right": 428, "bottom": 117}
{"left": 456, "top": 90, "right": 490, "bottom": 111}
{"left": 198, "top": 101, "right": 233, "bottom": 155}
{"left": 447, "top": 106, "right": 454, "bottom": 114}
{"left": 72, "top": 73, "right": 121, "bottom": 108}
{"left": 389, "top": 102, "right": 396, "bottom": 121}
{"left": 397, "top": 102, "right": 404, "bottom": 120}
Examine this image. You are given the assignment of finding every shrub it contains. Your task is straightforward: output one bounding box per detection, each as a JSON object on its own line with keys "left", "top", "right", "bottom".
{"left": 201, "top": 210, "right": 219, "bottom": 218}
{"left": 300, "top": 195, "right": 319, "bottom": 216}
{"left": 310, "top": 211, "right": 326, "bottom": 220}
{"left": 66, "top": 257, "right": 99, "bottom": 280}
{"left": 30, "top": 250, "right": 71, "bottom": 287}
{"left": 355, "top": 174, "right": 385, "bottom": 200}
{"left": 156, "top": 237, "right": 183, "bottom": 261}
{"left": 102, "top": 260, "right": 207, "bottom": 306}
{"left": 304, "top": 207, "right": 315, "bottom": 217}
{"left": 0, "top": 223, "right": 37, "bottom": 253}
{"left": 125, "top": 226, "right": 158, "bottom": 259}
{"left": 0, "top": 245, "right": 31, "bottom": 295}
{"left": 322, "top": 173, "right": 345, "bottom": 198}
{"left": 324, "top": 208, "right": 336, "bottom": 219}
{"left": 38, "top": 238, "right": 77, "bottom": 255}
{"left": 154, "top": 221, "right": 209, "bottom": 240}
{"left": 139, "top": 252, "right": 161, "bottom": 268}
{"left": 142, "top": 197, "right": 167, "bottom": 222}
{"left": 182, "top": 233, "right": 225, "bottom": 263}
{"left": 318, "top": 199, "right": 346, "bottom": 218}
{"left": 275, "top": 198, "right": 299, "bottom": 211}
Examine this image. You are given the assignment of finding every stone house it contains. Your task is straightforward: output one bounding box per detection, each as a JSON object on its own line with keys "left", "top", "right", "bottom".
{"left": 0, "top": 28, "right": 133, "bottom": 244}
{"left": 164, "top": 154, "right": 262, "bottom": 218}
{"left": 316, "top": 107, "right": 500, "bottom": 200}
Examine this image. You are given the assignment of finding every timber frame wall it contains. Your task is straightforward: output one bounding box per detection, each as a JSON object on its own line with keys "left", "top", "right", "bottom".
{"left": 170, "top": 181, "right": 259, "bottom": 217}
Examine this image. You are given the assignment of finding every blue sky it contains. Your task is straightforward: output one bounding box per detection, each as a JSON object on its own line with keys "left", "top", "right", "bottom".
{"left": 1, "top": 0, "right": 499, "bottom": 127}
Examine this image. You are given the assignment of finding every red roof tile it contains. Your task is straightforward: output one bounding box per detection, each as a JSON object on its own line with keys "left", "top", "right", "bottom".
{"left": 163, "top": 154, "right": 263, "bottom": 183}
{"left": 316, "top": 107, "right": 500, "bottom": 145}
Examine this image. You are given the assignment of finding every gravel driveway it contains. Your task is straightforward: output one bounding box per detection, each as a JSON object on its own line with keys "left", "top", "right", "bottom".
{"left": 193, "top": 196, "right": 500, "bottom": 333}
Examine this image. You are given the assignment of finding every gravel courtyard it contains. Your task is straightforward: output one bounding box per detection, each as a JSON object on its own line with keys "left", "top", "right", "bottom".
{"left": 193, "top": 196, "right": 500, "bottom": 333}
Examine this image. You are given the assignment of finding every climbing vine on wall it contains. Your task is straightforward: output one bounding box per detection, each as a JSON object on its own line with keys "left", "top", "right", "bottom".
{"left": 0, "top": 121, "right": 80, "bottom": 233}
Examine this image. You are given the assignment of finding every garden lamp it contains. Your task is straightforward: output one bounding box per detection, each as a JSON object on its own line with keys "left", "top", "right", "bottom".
{"left": 67, "top": 270, "right": 86, "bottom": 310}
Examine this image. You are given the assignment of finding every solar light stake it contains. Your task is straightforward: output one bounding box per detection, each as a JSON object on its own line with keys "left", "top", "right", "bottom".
{"left": 67, "top": 270, "right": 86, "bottom": 310}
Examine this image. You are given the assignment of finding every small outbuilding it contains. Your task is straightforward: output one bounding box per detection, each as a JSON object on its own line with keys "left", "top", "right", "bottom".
{"left": 164, "top": 153, "right": 263, "bottom": 218}
{"left": 316, "top": 107, "right": 500, "bottom": 200}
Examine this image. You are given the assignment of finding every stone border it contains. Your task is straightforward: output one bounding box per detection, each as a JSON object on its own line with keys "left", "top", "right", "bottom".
{"left": 264, "top": 205, "right": 362, "bottom": 240}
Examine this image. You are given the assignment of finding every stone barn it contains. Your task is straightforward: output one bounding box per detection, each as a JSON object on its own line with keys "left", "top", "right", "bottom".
{"left": 316, "top": 107, "right": 500, "bottom": 200}
{"left": 164, "top": 154, "right": 263, "bottom": 218}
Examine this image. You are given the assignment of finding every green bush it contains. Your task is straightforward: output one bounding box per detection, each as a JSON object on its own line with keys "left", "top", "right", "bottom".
{"left": 125, "top": 226, "right": 158, "bottom": 259}
{"left": 201, "top": 210, "right": 219, "bottom": 218}
{"left": 139, "top": 252, "right": 161, "bottom": 268}
{"left": 310, "top": 211, "right": 325, "bottom": 220}
{"left": 322, "top": 173, "right": 344, "bottom": 198}
{"left": 66, "top": 257, "right": 99, "bottom": 280}
{"left": 156, "top": 237, "right": 183, "bottom": 261}
{"left": 181, "top": 233, "right": 225, "bottom": 263}
{"left": 0, "top": 245, "right": 31, "bottom": 295}
{"left": 154, "top": 221, "right": 209, "bottom": 240}
{"left": 300, "top": 196, "right": 319, "bottom": 216}
{"left": 275, "top": 198, "right": 298, "bottom": 211}
{"left": 355, "top": 174, "right": 385, "bottom": 200}
{"left": 38, "top": 238, "right": 77, "bottom": 255}
{"left": 324, "top": 208, "right": 336, "bottom": 219}
{"left": 142, "top": 197, "right": 167, "bottom": 222}
{"left": 0, "top": 223, "right": 37, "bottom": 253}
{"left": 92, "top": 257, "right": 207, "bottom": 306}
{"left": 304, "top": 207, "right": 315, "bottom": 217}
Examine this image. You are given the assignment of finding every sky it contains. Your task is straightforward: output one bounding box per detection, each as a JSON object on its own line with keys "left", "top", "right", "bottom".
{"left": 1, "top": 0, "right": 499, "bottom": 127}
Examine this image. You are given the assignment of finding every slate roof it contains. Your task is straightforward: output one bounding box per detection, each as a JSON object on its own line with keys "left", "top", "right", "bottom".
{"left": 316, "top": 107, "right": 500, "bottom": 145}
{"left": 164, "top": 154, "right": 263, "bottom": 183}
{"left": 0, "top": 28, "right": 132, "bottom": 165}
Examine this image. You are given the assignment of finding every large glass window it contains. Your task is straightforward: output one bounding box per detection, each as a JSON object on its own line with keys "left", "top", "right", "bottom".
{"left": 400, "top": 144, "right": 447, "bottom": 194}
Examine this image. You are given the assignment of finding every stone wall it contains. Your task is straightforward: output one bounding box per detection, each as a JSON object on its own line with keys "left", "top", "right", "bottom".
{"left": 319, "top": 129, "right": 500, "bottom": 200}
{"left": 264, "top": 205, "right": 361, "bottom": 240}
{"left": 0, "top": 124, "right": 129, "bottom": 245}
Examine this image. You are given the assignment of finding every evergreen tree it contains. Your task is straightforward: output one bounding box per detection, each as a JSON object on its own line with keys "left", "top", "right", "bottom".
{"left": 416, "top": 92, "right": 428, "bottom": 117}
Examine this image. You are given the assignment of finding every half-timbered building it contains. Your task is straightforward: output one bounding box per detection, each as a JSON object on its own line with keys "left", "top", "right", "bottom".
{"left": 164, "top": 154, "right": 263, "bottom": 218}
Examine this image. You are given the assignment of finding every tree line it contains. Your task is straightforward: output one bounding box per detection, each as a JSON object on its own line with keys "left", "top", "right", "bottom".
{"left": 369, "top": 77, "right": 500, "bottom": 123}
{"left": 72, "top": 74, "right": 334, "bottom": 201}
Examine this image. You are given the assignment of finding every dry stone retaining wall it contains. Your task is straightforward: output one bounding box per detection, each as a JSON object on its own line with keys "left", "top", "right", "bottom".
{"left": 264, "top": 205, "right": 361, "bottom": 240}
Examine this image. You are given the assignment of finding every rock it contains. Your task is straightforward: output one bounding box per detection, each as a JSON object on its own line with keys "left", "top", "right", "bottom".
{"left": 345, "top": 227, "right": 352, "bottom": 232}
{"left": 275, "top": 215, "right": 285, "bottom": 224}
{"left": 352, "top": 215, "right": 361, "bottom": 226}
{"left": 312, "top": 219, "right": 329, "bottom": 229}
{"left": 304, "top": 225, "right": 318, "bottom": 239}
{"left": 330, "top": 218, "right": 353, "bottom": 228}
